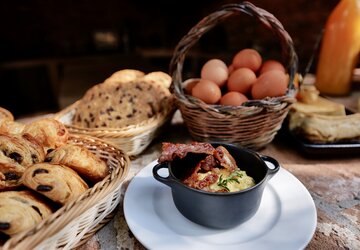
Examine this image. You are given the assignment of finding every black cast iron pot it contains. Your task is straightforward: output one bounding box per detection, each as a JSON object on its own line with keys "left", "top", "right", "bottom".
{"left": 152, "top": 143, "right": 280, "bottom": 229}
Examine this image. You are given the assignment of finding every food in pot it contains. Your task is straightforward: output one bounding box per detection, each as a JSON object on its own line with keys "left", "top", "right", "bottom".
{"left": 158, "top": 142, "right": 255, "bottom": 192}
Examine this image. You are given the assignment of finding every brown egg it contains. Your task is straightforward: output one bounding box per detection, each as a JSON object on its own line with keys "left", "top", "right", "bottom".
{"left": 232, "top": 49, "right": 262, "bottom": 72}
{"left": 260, "top": 60, "right": 286, "bottom": 74}
{"left": 227, "top": 68, "right": 257, "bottom": 94}
{"left": 192, "top": 79, "right": 222, "bottom": 104}
{"left": 251, "top": 70, "right": 289, "bottom": 99}
{"left": 220, "top": 91, "right": 248, "bottom": 106}
{"left": 201, "top": 59, "right": 228, "bottom": 87}
{"left": 228, "top": 64, "right": 235, "bottom": 75}
{"left": 184, "top": 79, "right": 199, "bottom": 94}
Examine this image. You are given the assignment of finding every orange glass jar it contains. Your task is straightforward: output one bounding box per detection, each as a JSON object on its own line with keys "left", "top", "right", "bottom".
{"left": 315, "top": 0, "right": 360, "bottom": 96}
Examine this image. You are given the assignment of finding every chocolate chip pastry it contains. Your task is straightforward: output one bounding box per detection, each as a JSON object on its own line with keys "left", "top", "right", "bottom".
{"left": 0, "top": 133, "right": 45, "bottom": 190}
{"left": 0, "top": 133, "right": 45, "bottom": 167}
{"left": 23, "top": 118, "right": 69, "bottom": 152}
{"left": 45, "top": 144, "right": 108, "bottom": 183}
{"left": 0, "top": 190, "right": 52, "bottom": 236}
{"left": 22, "top": 163, "right": 89, "bottom": 205}
{"left": 0, "top": 150, "right": 26, "bottom": 190}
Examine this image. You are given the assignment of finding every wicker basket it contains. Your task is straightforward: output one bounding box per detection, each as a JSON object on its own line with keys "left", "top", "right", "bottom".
{"left": 0, "top": 107, "right": 14, "bottom": 121}
{"left": 169, "top": 1, "right": 298, "bottom": 150}
{"left": 54, "top": 98, "right": 175, "bottom": 156}
{"left": 2, "top": 134, "right": 130, "bottom": 250}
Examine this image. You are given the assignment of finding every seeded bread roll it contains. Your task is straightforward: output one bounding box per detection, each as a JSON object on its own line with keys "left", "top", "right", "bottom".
{"left": 0, "top": 190, "right": 52, "bottom": 236}
{"left": 72, "top": 79, "right": 172, "bottom": 128}
{"left": 45, "top": 144, "right": 108, "bottom": 183}
{"left": 23, "top": 118, "right": 69, "bottom": 152}
{"left": 0, "top": 133, "right": 45, "bottom": 167}
{"left": 22, "top": 163, "right": 89, "bottom": 205}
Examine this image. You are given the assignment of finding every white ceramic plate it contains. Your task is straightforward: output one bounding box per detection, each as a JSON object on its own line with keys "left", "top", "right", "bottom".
{"left": 124, "top": 160, "right": 317, "bottom": 250}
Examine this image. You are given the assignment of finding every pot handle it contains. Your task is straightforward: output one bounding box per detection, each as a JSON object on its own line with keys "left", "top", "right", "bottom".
{"left": 152, "top": 162, "right": 173, "bottom": 187}
{"left": 260, "top": 155, "right": 280, "bottom": 179}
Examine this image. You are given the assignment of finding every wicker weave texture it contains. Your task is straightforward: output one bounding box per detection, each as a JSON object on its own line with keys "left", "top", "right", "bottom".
{"left": 169, "top": 1, "right": 298, "bottom": 150}
{"left": 2, "top": 135, "right": 130, "bottom": 250}
{"left": 54, "top": 100, "right": 175, "bottom": 156}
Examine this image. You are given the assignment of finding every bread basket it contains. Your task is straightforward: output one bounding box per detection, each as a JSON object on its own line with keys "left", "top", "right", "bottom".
{"left": 2, "top": 134, "right": 130, "bottom": 250}
{"left": 54, "top": 98, "right": 175, "bottom": 156}
{"left": 0, "top": 107, "right": 14, "bottom": 121}
{"left": 169, "top": 1, "right": 298, "bottom": 150}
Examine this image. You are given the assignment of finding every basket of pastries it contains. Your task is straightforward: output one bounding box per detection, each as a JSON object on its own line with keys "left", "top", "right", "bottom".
{"left": 54, "top": 69, "right": 176, "bottom": 156}
{"left": 169, "top": 1, "right": 299, "bottom": 149}
{"left": 0, "top": 112, "right": 130, "bottom": 249}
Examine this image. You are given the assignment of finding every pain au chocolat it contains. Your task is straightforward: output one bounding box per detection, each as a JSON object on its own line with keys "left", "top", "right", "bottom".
{"left": 0, "top": 190, "right": 52, "bottom": 236}
{"left": 22, "top": 163, "right": 89, "bottom": 205}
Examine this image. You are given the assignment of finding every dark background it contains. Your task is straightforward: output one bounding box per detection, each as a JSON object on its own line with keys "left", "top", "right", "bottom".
{"left": 0, "top": 0, "right": 339, "bottom": 117}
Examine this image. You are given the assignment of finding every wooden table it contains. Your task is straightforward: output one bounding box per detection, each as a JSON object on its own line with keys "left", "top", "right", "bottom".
{"left": 75, "top": 111, "right": 360, "bottom": 250}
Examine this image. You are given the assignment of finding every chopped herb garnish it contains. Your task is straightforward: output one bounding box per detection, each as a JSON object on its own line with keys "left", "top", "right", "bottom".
{"left": 217, "top": 170, "right": 244, "bottom": 191}
{"left": 217, "top": 175, "right": 230, "bottom": 191}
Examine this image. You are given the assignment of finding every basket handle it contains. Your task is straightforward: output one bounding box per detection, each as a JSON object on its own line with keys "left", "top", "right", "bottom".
{"left": 169, "top": 1, "right": 298, "bottom": 99}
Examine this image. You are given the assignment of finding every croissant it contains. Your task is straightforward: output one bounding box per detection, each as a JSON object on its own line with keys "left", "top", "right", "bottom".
{"left": 23, "top": 118, "right": 69, "bottom": 152}
{"left": 45, "top": 144, "right": 108, "bottom": 183}
{"left": 22, "top": 163, "right": 89, "bottom": 205}
{"left": 0, "top": 190, "right": 52, "bottom": 236}
{"left": 0, "top": 120, "right": 25, "bottom": 135}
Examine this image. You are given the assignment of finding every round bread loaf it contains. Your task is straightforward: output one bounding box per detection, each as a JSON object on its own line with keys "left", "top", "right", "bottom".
{"left": 73, "top": 79, "right": 172, "bottom": 128}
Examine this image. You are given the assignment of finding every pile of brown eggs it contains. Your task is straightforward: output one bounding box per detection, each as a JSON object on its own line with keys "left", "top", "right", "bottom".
{"left": 185, "top": 48, "right": 290, "bottom": 106}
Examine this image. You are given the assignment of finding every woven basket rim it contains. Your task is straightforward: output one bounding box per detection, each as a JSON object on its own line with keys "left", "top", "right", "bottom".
{"left": 2, "top": 134, "right": 130, "bottom": 249}
{"left": 169, "top": 1, "right": 298, "bottom": 115}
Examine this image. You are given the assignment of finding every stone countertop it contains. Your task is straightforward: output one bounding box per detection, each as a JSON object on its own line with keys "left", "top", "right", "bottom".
{"left": 77, "top": 111, "right": 360, "bottom": 250}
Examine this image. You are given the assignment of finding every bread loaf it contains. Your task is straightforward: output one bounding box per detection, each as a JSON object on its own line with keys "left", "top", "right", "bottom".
{"left": 72, "top": 78, "right": 172, "bottom": 128}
